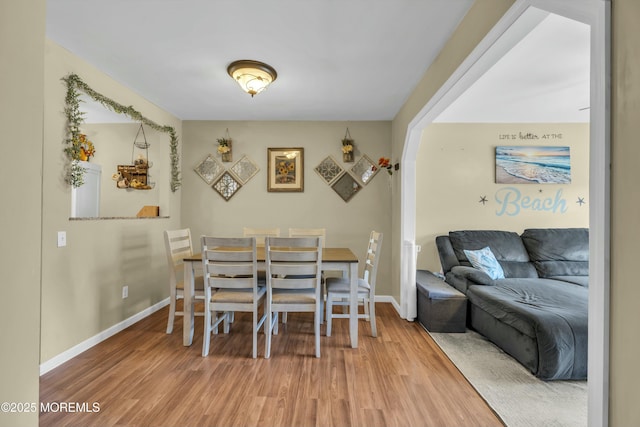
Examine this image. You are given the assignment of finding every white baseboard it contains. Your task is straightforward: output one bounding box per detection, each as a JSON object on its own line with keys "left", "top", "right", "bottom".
{"left": 40, "top": 298, "right": 169, "bottom": 375}
{"left": 375, "top": 295, "right": 402, "bottom": 317}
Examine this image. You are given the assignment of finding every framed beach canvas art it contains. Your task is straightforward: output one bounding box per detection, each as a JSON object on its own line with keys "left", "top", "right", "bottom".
{"left": 495, "top": 146, "right": 571, "bottom": 184}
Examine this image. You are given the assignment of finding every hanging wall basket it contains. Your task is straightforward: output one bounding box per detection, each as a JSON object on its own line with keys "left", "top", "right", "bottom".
{"left": 341, "top": 128, "right": 354, "bottom": 162}
{"left": 217, "top": 128, "right": 233, "bottom": 162}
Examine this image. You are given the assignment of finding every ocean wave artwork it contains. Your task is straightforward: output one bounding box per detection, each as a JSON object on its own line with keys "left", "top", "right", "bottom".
{"left": 495, "top": 146, "right": 571, "bottom": 184}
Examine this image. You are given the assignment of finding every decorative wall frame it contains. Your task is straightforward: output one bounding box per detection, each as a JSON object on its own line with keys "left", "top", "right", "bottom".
{"left": 495, "top": 146, "right": 571, "bottom": 184}
{"left": 331, "top": 172, "right": 361, "bottom": 202}
{"left": 194, "top": 154, "right": 225, "bottom": 185}
{"left": 230, "top": 155, "right": 259, "bottom": 184}
{"left": 314, "top": 155, "right": 344, "bottom": 185}
{"left": 267, "top": 147, "right": 304, "bottom": 192}
{"left": 350, "top": 155, "right": 378, "bottom": 186}
{"left": 212, "top": 171, "right": 242, "bottom": 201}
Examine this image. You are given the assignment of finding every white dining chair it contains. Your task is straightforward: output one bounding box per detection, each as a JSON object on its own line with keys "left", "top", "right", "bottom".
{"left": 288, "top": 228, "right": 326, "bottom": 247}
{"left": 201, "top": 236, "right": 267, "bottom": 358}
{"left": 288, "top": 228, "right": 328, "bottom": 322}
{"left": 325, "top": 231, "right": 383, "bottom": 337}
{"left": 163, "top": 229, "right": 205, "bottom": 334}
{"left": 243, "top": 227, "right": 280, "bottom": 246}
{"left": 264, "top": 237, "right": 323, "bottom": 358}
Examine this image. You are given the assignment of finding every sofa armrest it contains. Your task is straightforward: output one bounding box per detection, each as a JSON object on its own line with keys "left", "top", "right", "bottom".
{"left": 450, "top": 266, "right": 496, "bottom": 286}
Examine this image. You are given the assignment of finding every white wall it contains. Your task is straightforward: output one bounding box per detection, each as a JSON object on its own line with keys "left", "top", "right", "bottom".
{"left": 416, "top": 122, "right": 589, "bottom": 271}
{"left": 181, "top": 120, "right": 393, "bottom": 295}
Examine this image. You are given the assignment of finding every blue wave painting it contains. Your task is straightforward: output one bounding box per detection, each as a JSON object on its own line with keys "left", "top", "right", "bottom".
{"left": 495, "top": 146, "right": 571, "bottom": 184}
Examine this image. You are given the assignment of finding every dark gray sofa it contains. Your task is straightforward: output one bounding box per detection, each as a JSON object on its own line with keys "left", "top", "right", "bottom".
{"left": 435, "top": 228, "right": 589, "bottom": 380}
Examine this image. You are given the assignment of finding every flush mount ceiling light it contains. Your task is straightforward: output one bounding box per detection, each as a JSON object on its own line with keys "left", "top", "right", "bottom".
{"left": 227, "top": 60, "right": 277, "bottom": 97}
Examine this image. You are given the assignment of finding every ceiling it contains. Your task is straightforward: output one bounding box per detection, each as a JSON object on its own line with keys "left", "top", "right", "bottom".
{"left": 46, "top": 1, "right": 590, "bottom": 123}
{"left": 435, "top": 10, "right": 591, "bottom": 123}
{"left": 46, "top": 0, "right": 474, "bottom": 121}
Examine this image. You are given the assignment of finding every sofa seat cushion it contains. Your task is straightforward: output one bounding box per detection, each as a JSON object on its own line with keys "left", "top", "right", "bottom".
{"left": 549, "top": 276, "right": 589, "bottom": 287}
{"left": 449, "top": 230, "right": 538, "bottom": 278}
{"left": 467, "top": 278, "right": 588, "bottom": 379}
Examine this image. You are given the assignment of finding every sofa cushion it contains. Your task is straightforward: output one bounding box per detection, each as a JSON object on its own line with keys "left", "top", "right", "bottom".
{"left": 464, "top": 247, "right": 505, "bottom": 280}
{"left": 549, "top": 276, "right": 589, "bottom": 287}
{"left": 521, "top": 228, "right": 589, "bottom": 278}
{"left": 449, "top": 230, "right": 538, "bottom": 279}
{"left": 436, "top": 235, "right": 460, "bottom": 274}
{"left": 467, "top": 278, "right": 588, "bottom": 379}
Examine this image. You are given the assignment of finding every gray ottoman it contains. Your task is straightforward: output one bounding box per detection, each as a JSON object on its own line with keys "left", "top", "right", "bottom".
{"left": 416, "top": 269, "right": 467, "bottom": 333}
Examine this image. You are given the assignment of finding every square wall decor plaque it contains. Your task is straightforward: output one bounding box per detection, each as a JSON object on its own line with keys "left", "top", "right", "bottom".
{"left": 350, "top": 155, "right": 378, "bottom": 186}
{"left": 331, "top": 172, "right": 361, "bottom": 202}
{"left": 230, "top": 155, "right": 259, "bottom": 184}
{"left": 212, "top": 171, "right": 242, "bottom": 201}
{"left": 314, "top": 155, "right": 344, "bottom": 185}
{"left": 195, "top": 154, "right": 224, "bottom": 185}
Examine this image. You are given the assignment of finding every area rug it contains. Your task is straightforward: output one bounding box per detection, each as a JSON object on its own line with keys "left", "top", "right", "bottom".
{"left": 428, "top": 329, "right": 587, "bottom": 427}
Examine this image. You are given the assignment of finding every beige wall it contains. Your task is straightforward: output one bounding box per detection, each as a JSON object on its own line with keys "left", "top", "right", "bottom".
{"left": 390, "top": 0, "right": 515, "bottom": 302}
{"left": 0, "top": 1, "right": 45, "bottom": 426}
{"left": 416, "top": 123, "right": 589, "bottom": 271}
{"left": 181, "top": 121, "right": 393, "bottom": 295}
{"left": 5, "top": 1, "right": 640, "bottom": 425}
{"left": 39, "top": 40, "right": 182, "bottom": 363}
{"left": 611, "top": 0, "right": 640, "bottom": 425}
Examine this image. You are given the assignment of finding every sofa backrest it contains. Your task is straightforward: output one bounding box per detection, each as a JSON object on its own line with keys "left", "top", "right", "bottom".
{"left": 521, "top": 228, "right": 589, "bottom": 278}
{"left": 443, "top": 230, "right": 538, "bottom": 278}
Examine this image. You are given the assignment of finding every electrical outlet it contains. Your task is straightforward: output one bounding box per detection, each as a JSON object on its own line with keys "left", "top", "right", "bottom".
{"left": 57, "top": 231, "right": 67, "bottom": 247}
{"left": 122, "top": 285, "right": 128, "bottom": 299}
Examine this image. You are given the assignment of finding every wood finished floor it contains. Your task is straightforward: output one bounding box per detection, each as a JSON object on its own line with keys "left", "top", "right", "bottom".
{"left": 39, "top": 303, "right": 504, "bottom": 427}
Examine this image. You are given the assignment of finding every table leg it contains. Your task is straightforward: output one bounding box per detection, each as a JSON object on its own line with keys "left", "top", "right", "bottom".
{"left": 183, "top": 260, "right": 195, "bottom": 346}
{"left": 349, "top": 261, "right": 359, "bottom": 348}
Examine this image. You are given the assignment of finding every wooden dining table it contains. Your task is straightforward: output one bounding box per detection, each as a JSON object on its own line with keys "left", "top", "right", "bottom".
{"left": 181, "top": 247, "right": 361, "bottom": 348}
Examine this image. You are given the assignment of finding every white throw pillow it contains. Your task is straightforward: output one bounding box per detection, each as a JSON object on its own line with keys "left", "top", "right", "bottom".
{"left": 463, "top": 247, "right": 505, "bottom": 280}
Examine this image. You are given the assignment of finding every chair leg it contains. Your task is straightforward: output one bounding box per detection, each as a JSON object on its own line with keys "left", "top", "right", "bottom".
{"left": 315, "top": 306, "right": 321, "bottom": 358}
{"left": 212, "top": 310, "right": 219, "bottom": 335}
{"left": 202, "top": 306, "right": 211, "bottom": 357}
{"left": 369, "top": 297, "right": 377, "bottom": 337}
{"left": 320, "top": 282, "right": 325, "bottom": 324}
{"left": 274, "top": 312, "right": 279, "bottom": 335}
{"left": 223, "top": 312, "right": 231, "bottom": 334}
{"left": 265, "top": 301, "right": 272, "bottom": 359}
{"left": 166, "top": 293, "right": 177, "bottom": 334}
{"left": 326, "top": 293, "right": 333, "bottom": 337}
{"left": 252, "top": 310, "right": 258, "bottom": 359}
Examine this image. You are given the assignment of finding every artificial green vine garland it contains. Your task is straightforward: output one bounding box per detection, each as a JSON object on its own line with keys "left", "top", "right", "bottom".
{"left": 62, "top": 73, "right": 181, "bottom": 191}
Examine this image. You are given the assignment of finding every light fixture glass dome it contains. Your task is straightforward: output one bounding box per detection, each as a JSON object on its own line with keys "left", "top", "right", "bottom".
{"left": 227, "top": 60, "right": 277, "bottom": 97}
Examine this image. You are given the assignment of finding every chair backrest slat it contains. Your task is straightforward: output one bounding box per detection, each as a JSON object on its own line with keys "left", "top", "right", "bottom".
{"left": 201, "top": 236, "right": 258, "bottom": 291}
{"left": 165, "top": 229, "right": 194, "bottom": 266}
{"left": 266, "top": 237, "right": 322, "bottom": 291}
{"left": 363, "top": 231, "right": 383, "bottom": 290}
{"left": 243, "top": 227, "right": 280, "bottom": 246}
{"left": 288, "top": 228, "right": 326, "bottom": 248}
